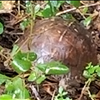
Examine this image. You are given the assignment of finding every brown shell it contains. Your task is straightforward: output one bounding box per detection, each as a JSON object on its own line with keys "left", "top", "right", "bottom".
{"left": 18, "top": 18, "right": 98, "bottom": 78}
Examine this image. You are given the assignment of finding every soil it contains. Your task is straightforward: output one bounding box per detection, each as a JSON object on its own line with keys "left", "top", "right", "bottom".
{"left": 0, "top": 1, "right": 100, "bottom": 100}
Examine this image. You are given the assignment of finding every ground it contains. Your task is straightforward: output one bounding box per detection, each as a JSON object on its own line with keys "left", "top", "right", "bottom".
{"left": 0, "top": 1, "right": 100, "bottom": 100}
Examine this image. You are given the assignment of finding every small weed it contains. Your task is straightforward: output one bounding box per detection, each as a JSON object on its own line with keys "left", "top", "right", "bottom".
{"left": 0, "top": 44, "right": 69, "bottom": 100}
{"left": 54, "top": 86, "right": 72, "bottom": 100}
{"left": 79, "top": 62, "right": 100, "bottom": 100}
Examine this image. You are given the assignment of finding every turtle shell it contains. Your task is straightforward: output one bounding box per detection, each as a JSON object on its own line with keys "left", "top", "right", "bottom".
{"left": 18, "top": 18, "right": 98, "bottom": 78}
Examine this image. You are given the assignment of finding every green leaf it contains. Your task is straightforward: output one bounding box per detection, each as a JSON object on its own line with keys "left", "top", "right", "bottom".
{"left": 83, "top": 63, "right": 100, "bottom": 78}
{"left": 66, "top": 0, "right": 80, "bottom": 8}
{"left": 57, "top": 1, "right": 65, "bottom": 8}
{"left": 5, "top": 78, "right": 30, "bottom": 99}
{"left": 11, "top": 57, "right": 32, "bottom": 73}
{"left": 0, "top": 94, "right": 30, "bottom": 100}
{"left": 21, "top": 88, "right": 30, "bottom": 99}
{"left": 82, "top": 7, "right": 88, "bottom": 14}
{"left": 0, "top": 22, "right": 4, "bottom": 34}
{"left": 5, "top": 80, "right": 14, "bottom": 93}
{"left": 28, "top": 71, "right": 37, "bottom": 82}
{"left": 0, "top": 46, "right": 3, "bottom": 51}
{"left": 34, "top": 4, "right": 40, "bottom": 14}
{"left": 11, "top": 45, "right": 19, "bottom": 57}
{"left": 55, "top": 86, "right": 70, "bottom": 100}
{"left": 48, "top": 0, "right": 65, "bottom": 11}
{"left": 11, "top": 51, "right": 35, "bottom": 73}
{"left": 86, "top": 62, "right": 93, "bottom": 69}
{"left": 22, "top": 52, "right": 37, "bottom": 61}
{"left": 45, "top": 61, "right": 69, "bottom": 75}
{"left": 83, "top": 16, "right": 92, "bottom": 27}
{"left": 65, "top": 97, "right": 72, "bottom": 100}
{"left": 0, "top": 1, "right": 2, "bottom": 9}
{"left": 49, "top": 1, "right": 58, "bottom": 7}
{"left": 36, "top": 63, "right": 46, "bottom": 73}
{"left": 88, "top": 67, "right": 95, "bottom": 75}
{"left": 20, "top": 19, "right": 30, "bottom": 30}
{"left": 25, "top": 1, "right": 31, "bottom": 14}
{"left": 83, "top": 70, "right": 91, "bottom": 78}
{"left": 37, "top": 61, "right": 69, "bottom": 75}
{"left": 61, "top": 14, "right": 74, "bottom": 21}
{"left": 59, "top": 86, "right": 64, "bottom": 94}
{"left": 96, "top": 67, "right": 100, "bottom": 77}
{"left": 83, "top": 63, "right": 95, "bottom": 78}
{"left": 0, "top": 74, "right": 10, "bottom": 85}
{"left": 0, "top": 94, "right": 12, "bottom": 100}
{"left": 42, "top": 5, "right": 52, "bottom": 18}
{"left": 36, "top": 74, "right": 46, "bottom": 84}
{"left": 36, "top": 11, "right": 43, "bottom": 17}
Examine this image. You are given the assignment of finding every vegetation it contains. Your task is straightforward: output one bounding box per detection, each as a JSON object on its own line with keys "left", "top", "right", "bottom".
{"left": 0, "top": 0, "right": 99, "bottom": 100}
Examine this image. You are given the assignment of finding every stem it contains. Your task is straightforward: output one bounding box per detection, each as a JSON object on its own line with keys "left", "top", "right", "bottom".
{"left": 56, "top": 2, "right": 100, "bottom": 16}
{"left": 18, "top": 1, "right": 20, "bottom": 15}
{"left": 28, "top": 1, "right": 35, "bottom": 50}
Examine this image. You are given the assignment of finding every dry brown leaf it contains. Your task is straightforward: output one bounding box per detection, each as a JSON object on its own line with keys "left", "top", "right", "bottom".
{"left": 1, "top": 1, "right": 15, "bottom": 13}
{"left": 42, "top": 82, "right": 57, "bottom": 96}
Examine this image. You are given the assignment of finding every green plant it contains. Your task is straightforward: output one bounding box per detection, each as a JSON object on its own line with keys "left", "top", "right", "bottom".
{"left": 20, "top": 1, "right": 41, "bottom": 30}
{"left": 54, "top": 86, "right": 72, "bottom": 100}
{"left": 0, "top": 94, "right": 30, "bottom": 100}
{"left": 78, "top": 63, "right": 100, "bottom": 100}
{"left": 0, "top": 1, "right": 2, "bottom": 9}
{"left": 83, "top": 62, "right": 100, "bottom": 79}
{"left": 66, "top": 0, "right": 80, "bottom": 8}
{"left": 82, "top": 16, "right": 92, "bottom": 27}
{"left": 0, "top": 44, "right": 69, "bottom": 99}
{"left": 20, "top": 0, "right": 82, "bottom": 30}
{"left": 10, "top": 45, "right": 69, "bottom": 83}
{"left": 0, "top": 75, "right": 30, "bottom": 100}
{"left": 41, "top": 1, "right": 65, "bottom": 18}
{"left": 0, "top": 1, "right": 94, "bottom": 100}
{"left": 28, "top": 61, "right": 69, "bottom": 84}
{"left": 10, "top": 45, "right": 37, "bottom": 73}
{"left": 0, "top": 22, "right": 4, "bottom": 34}
{"left": 0, "top": 2, "right": 4, "bottom": 34}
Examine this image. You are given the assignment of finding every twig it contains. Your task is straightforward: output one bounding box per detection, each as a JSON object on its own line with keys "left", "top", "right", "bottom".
{"left": 29, "top": 85, "right": 41, "bottom": 100}
{"left": 56, "top": 2, "right": 100, "bottom": 16}
{"left": 88, "top": 89, "right": 94, "bottom": 100}
{"left": 13, "top": 14, "right": 30, "bottom": 25}
{"left": 51, "top": 88, "right": 57, "bottom": 100}
{"left": 78, "top": 79, "right": 91, "bottom": 100}
{"left": 0, "top": 10, "right": 12, "bottom": 13}
{"left": 18, "top": 1, "right": 21, "bottom": 15}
